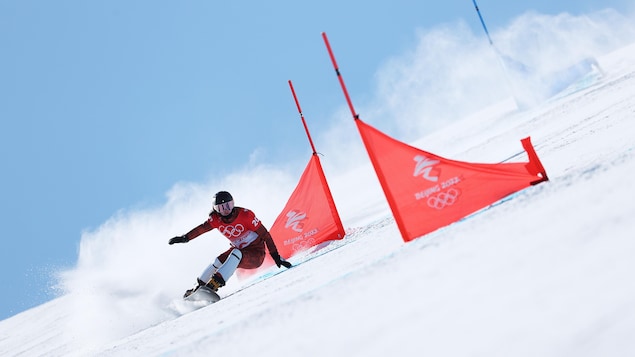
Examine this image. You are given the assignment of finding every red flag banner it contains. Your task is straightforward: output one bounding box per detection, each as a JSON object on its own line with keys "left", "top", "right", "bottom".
{"left": 237, "top": 154, "right": 345, "bottom": 279}
{"left": 270, "top": 154, "right": 345, "bottom": 258}
{"left": 356, "top": 119, "right": 548, "bottom": 242}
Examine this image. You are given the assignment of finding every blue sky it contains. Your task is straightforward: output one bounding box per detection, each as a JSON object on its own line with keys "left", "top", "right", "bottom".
{"left": 0, "top": 0, "right": 631, "bottom": 320}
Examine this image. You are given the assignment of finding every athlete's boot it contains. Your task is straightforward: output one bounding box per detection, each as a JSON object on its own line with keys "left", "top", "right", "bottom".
{"left": 184, "top": 278, "right": 206, "bottom": 298}
{"left": 206, "top": 273, "right": 226, "bottom": 292}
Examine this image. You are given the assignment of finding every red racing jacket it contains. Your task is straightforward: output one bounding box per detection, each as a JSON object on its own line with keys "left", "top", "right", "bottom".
{"left": 184, "top": 207, "right": 280, "bottom": 256}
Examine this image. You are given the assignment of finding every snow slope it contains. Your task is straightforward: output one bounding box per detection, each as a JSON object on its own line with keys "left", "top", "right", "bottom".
{"left": 2, "top": 41, "right": 635, "bottom": 357}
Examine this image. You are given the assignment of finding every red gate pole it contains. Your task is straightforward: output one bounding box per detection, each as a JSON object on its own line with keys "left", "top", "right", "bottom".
{"left": 322, "top": 32, "right": 360, "bottom": 121}
{"left": 288, "top": 80, "right": 318, "bottom": 155}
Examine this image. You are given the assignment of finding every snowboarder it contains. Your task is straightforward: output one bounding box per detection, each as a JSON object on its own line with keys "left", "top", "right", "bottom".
{"left": 169, "top": 191, "right": 292, "bottom": 298}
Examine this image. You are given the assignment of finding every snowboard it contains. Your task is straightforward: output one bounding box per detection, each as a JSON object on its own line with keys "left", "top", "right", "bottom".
{"left": 184, "top": 286, "right": 221, "bottom": 304}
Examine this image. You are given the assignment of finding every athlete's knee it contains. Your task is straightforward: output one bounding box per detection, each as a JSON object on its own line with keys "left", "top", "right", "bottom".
{"left": 216, "top": 248, "right": 242, "bottom": 281}
{"left": 230, "top": 249, "right": 243, "bottom": 261}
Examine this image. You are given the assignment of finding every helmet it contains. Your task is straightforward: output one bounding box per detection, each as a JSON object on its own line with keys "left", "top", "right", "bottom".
{"left": 213, "top": 191, "right": 234, "bottom": 216}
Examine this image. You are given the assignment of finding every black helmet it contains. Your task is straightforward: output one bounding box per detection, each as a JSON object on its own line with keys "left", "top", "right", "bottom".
{"left": 213, "top": 191, "right": 234, "bottom": 216}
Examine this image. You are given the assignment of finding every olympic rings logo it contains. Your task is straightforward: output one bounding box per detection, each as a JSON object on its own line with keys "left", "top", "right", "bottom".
{"left": 219, "top": 224, "right": 245, "bottom": 238}
{"left": 427, "top": 188, "right": 460, "bottom": 210}
{"left": 292, "top": 237, "right": 316, "bottom": 253}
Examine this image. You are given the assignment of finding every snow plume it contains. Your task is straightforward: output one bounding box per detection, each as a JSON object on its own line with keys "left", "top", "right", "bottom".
{"left": 56, "top": 164, "right": 297, "bottom": 349}
{"left": 356, "top": 9, "right": 635, "bottom": 142}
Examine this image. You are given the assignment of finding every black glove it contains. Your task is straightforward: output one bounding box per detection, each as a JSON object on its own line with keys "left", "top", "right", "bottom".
{"left": 271, "top": 253, "right": 292, "bottom": 269}
{"left": 169, "top": 235, "right": 188, "bottom": 245}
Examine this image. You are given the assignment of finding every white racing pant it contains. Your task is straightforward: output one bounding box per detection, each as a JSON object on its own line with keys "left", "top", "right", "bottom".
{"left": 199, "top": 248, "right": 243, "bottom": 283}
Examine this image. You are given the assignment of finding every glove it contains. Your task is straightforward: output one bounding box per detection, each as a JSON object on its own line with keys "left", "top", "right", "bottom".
{"left": 169, "top": 235, "right": 188, "bottom": 245}
{"left": 271, "top": 253, "right": 292, "bottom": 269}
